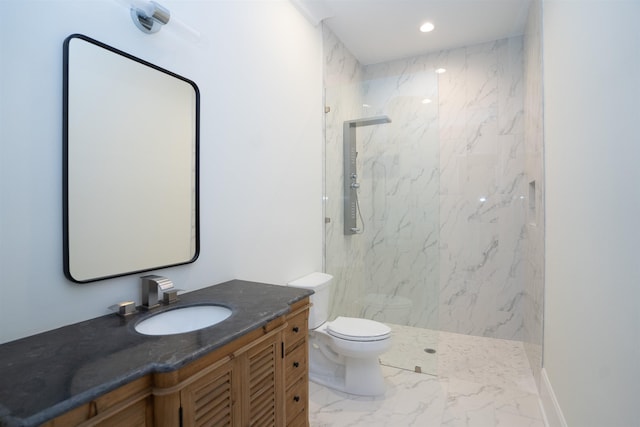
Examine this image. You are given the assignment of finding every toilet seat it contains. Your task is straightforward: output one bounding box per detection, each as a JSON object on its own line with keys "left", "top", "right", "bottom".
{"left": 326, "top": 317, "right": 391, "bottom": 342}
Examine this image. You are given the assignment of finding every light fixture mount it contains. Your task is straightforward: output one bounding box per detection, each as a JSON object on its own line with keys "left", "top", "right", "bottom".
{"left": 131, "top": 1, "right": 170, "bottom": 34}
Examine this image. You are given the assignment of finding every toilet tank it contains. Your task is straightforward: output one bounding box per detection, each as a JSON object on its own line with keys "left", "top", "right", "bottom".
{"left": 287, "top": 272, "right": 333, "bottom": 329}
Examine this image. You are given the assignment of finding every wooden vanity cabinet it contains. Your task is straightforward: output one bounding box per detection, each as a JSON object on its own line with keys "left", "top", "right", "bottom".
{"left": 283, "top": 299, "right": 310, "bottom": 427}
{"left": 42, "top": 298, "right": 310, "bottom": 427}
{"left": 154, "top": 316, "right": 286, "bottom": 427}
{"left": 41, "top": 376, "right": 154, "bottom": 427}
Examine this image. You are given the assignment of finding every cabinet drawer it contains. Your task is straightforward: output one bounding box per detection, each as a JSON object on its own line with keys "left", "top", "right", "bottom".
{"left": 285, "top": 340, "right": 307, "bottom": 386}
{"left": 285, "top": 310, "right": 308, "bottom": 349}
{"left": 285, "top": 376, "right": 308, "bottom": 423}
{"left": 94, "top": 397, "right": 152, "bottom": 427}
{"left": 287, "top": 409, "right": 309, "bottom": 427}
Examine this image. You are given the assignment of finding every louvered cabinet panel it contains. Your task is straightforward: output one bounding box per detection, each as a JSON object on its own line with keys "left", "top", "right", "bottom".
{"left": 180, "top": 358, "right": 235, "bottom": 427}
{"left": 245, "top": 334, "right": 283, "bottom": 426}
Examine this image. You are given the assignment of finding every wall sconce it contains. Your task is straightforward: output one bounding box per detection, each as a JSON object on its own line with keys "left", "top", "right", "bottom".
{"left": 114, "top": 0, "right": 202, "bottom": 41}
{"left": 130, "top": 0, "right": 170, "bottom": 34}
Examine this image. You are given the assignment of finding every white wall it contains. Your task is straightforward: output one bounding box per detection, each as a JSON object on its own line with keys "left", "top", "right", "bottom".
{"left": 0, "top": 0, "right": 323, "bottom": 344}
{"left": 543, "top": 1, "right": 640, "bottom": 425}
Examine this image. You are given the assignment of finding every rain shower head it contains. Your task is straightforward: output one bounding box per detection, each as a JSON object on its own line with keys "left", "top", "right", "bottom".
{"left": 345, "top": 115, "right": 392, "bottom": 127}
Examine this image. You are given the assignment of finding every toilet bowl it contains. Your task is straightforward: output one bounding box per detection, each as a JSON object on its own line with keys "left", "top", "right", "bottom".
{"left": 288, "top": 273, "right": 392, "bottom": 396}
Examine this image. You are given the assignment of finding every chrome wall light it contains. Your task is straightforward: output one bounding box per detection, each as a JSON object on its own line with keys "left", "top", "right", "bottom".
{"left": 114, "top": 0, "right": 202, "bottom": 42}
{"left": 130, "top": 0, "right": 170, "bottom": 34}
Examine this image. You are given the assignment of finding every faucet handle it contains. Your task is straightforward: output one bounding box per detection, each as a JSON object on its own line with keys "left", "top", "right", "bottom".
{"left": 162, "top": 288, "right": 184, "bottom": 305}
{"left": 109, "top": 301, "right": 137, "bottom": 317}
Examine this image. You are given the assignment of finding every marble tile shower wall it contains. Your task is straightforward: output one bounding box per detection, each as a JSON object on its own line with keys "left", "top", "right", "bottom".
{"left": 358, "top": 61, "right": 440, "bottom": 328}
{"left": 522, "top": 0, "right": 545, "bottom": 387}
{"left": 324, "top": 27, "right": 528, "bottom": 341}
{"left": 435, "top": 36, "right": 526, "bottom": 340}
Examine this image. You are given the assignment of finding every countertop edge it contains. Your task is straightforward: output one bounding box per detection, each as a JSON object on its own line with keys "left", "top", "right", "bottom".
{"left": 0, "top": 280, "right": 313, "bottom": 427}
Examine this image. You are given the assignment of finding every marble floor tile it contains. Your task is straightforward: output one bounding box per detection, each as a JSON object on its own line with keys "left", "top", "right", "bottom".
{"left": 379, "top": 323, "right": 439, "bottom": 375}
{"left": 309, "top": 366, "right": 448, "bottom": 427}
{"left": 442, "top": 378, "right": 545, "bottom": 427}
{"left": 309, "top": 327, "right": 546, "bottom": 427}
{"left": 437, "top": 330, "right": 537, "bottom": 393}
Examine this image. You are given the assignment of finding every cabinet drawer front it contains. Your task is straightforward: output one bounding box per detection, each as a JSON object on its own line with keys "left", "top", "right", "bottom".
{"left": 285, "top": 310, "right": 308, "bottom": 349}
{"left": 285, "top": 377, "right": 308, "bottom": 423}
{"left": 94, "top": 397, "right": 152, "bottom": 427}
{"left": 287, "top": 409, "right": 309, "bottom": 427}
{"left": 285, "top": 341, "right": 308, "bottom": 386}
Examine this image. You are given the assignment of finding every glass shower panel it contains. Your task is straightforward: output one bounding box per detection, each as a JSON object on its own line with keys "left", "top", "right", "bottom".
{"left": 324, "top": 59, "right": 441, "bottom": 375}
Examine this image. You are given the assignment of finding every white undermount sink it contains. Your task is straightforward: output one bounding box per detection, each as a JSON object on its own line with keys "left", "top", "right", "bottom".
{"left": 135, "top": 305, "right": 232, "bottom": 336}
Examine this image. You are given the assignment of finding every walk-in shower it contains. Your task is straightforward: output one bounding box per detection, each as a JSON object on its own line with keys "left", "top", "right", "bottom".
{"left": 323, "top": 18, "right": 534, "bottom": 375}
{"left": 343, "top": 116, "right": 391, "bottom": 235}
{"left": 323, "top": 26, "right": 442, "bottom": 373}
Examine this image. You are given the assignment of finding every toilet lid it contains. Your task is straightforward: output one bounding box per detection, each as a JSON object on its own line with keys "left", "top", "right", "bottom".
{"left": 326, "top": 317, "right": 391, "bottom": 342}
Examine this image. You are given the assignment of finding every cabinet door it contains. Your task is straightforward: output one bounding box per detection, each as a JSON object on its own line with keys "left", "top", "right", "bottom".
{"left": 180, "top": 358, "right": 235, "bottom": 427}
{"left": 243, "top": 332, "right": 284, "bottom": 426}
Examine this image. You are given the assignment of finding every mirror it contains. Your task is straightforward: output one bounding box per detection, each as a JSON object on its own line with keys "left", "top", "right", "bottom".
{"left": 63, "top": 34, "right": 199, "bottom": 283}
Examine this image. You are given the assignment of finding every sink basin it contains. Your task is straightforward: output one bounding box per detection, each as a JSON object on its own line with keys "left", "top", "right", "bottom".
{"left": 135, "top": 305, "right": 232, "bottom": 336}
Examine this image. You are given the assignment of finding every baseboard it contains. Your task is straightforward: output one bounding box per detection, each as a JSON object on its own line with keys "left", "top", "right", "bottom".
{"left": 539, "top": 368, "right": 568, "bottom": 427}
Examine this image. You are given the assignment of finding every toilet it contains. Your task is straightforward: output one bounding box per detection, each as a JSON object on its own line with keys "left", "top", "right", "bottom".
{"left": 288, "top": 272, "right": 392, "bottom": 396}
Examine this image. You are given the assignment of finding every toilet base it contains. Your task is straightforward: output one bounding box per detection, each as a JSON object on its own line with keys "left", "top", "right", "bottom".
{"left": 309, "top": 355, "right": 386, "bottom": 396}
{"left": 344, "top": 356, "right": 386, "bottom": 395}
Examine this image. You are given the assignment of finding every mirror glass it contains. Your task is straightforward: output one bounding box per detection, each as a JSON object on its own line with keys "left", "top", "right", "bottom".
{"left": 64, "top": 34, "right": 199, "bottom": 283}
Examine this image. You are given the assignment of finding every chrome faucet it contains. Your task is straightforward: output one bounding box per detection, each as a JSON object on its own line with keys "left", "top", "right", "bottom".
{"left": 141, "top": 275, "right": 181, "bottom": 309}
{"left": 141, "top": 275, "right": 169, "bottom": 309}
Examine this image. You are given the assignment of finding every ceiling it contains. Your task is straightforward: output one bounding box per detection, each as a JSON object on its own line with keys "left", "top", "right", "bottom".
{"left": 292, "top": 0, "right": 532, "bottom": 65}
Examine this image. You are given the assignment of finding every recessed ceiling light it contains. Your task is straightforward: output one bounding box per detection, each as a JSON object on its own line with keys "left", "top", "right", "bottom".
{"left": 420, "top": 22, "right": 435, "bottom": 33}
{"left": 422, "top": 98, "right": 432, "bottom": 104}
{"left": 435, "top": 68, "right": 446, "bottom": 74}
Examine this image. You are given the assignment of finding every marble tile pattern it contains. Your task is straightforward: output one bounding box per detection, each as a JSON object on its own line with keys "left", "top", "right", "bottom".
{"left": 435, "top": 37, "right": 526, "bottom": 340}
{"left": 309, "top": 328, "right": 545, "bottom": 426}
{"left": 522, "top": 0, "right": 545, "bottom": 389}
{"left": 359, "top": 60, "right": 441, "bottom": 329}
{"left": 323, "top": 25, "right": 367, "bottom": 320}
{"left": 324, "top": 27, "right": 528, "bottom": 340}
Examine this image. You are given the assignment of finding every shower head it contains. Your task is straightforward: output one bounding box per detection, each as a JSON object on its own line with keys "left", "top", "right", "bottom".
{"left": 345, "top": 115, "right": 392, "bottom": 128}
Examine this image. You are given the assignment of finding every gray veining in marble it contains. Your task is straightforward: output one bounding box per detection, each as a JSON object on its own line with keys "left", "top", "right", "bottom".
{"left": 324, "top": 24, "right": 528, "bottom": 341}
{"left": 0, "top": 280, "right": 312, "bottom": 427}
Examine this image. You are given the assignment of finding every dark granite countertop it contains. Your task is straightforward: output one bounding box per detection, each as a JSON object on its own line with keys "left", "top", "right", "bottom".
{"left": 0, "top": 280, "right": 312, "bottom": 427}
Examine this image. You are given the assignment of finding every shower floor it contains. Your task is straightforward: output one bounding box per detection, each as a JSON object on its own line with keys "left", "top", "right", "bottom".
{"left": 379, "top": 323, "right": 439, "bottom": 375}
{"left": 380, "top": 324, "right": 537, "bottom": 392}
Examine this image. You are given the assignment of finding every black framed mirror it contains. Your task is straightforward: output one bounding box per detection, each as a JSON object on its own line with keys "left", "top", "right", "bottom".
{"left": 63, "top": 34, "right": 199, "bottom": 283}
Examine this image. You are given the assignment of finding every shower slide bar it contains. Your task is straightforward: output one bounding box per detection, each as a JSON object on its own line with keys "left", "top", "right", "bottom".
{"left": 343, "top": 115, "right": 391, "bottom": 235}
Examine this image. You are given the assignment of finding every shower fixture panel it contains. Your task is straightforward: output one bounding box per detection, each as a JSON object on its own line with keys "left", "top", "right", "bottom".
{"left": 343, "top": 116, "right": 391, "bottom": 235}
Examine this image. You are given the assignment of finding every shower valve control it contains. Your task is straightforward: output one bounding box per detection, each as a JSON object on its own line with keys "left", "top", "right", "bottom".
{"left": 350, "top": 173, "right": 357, "bottom": 180}
{"left": 350, "top": 183, "right": 360, "bottom": 189}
